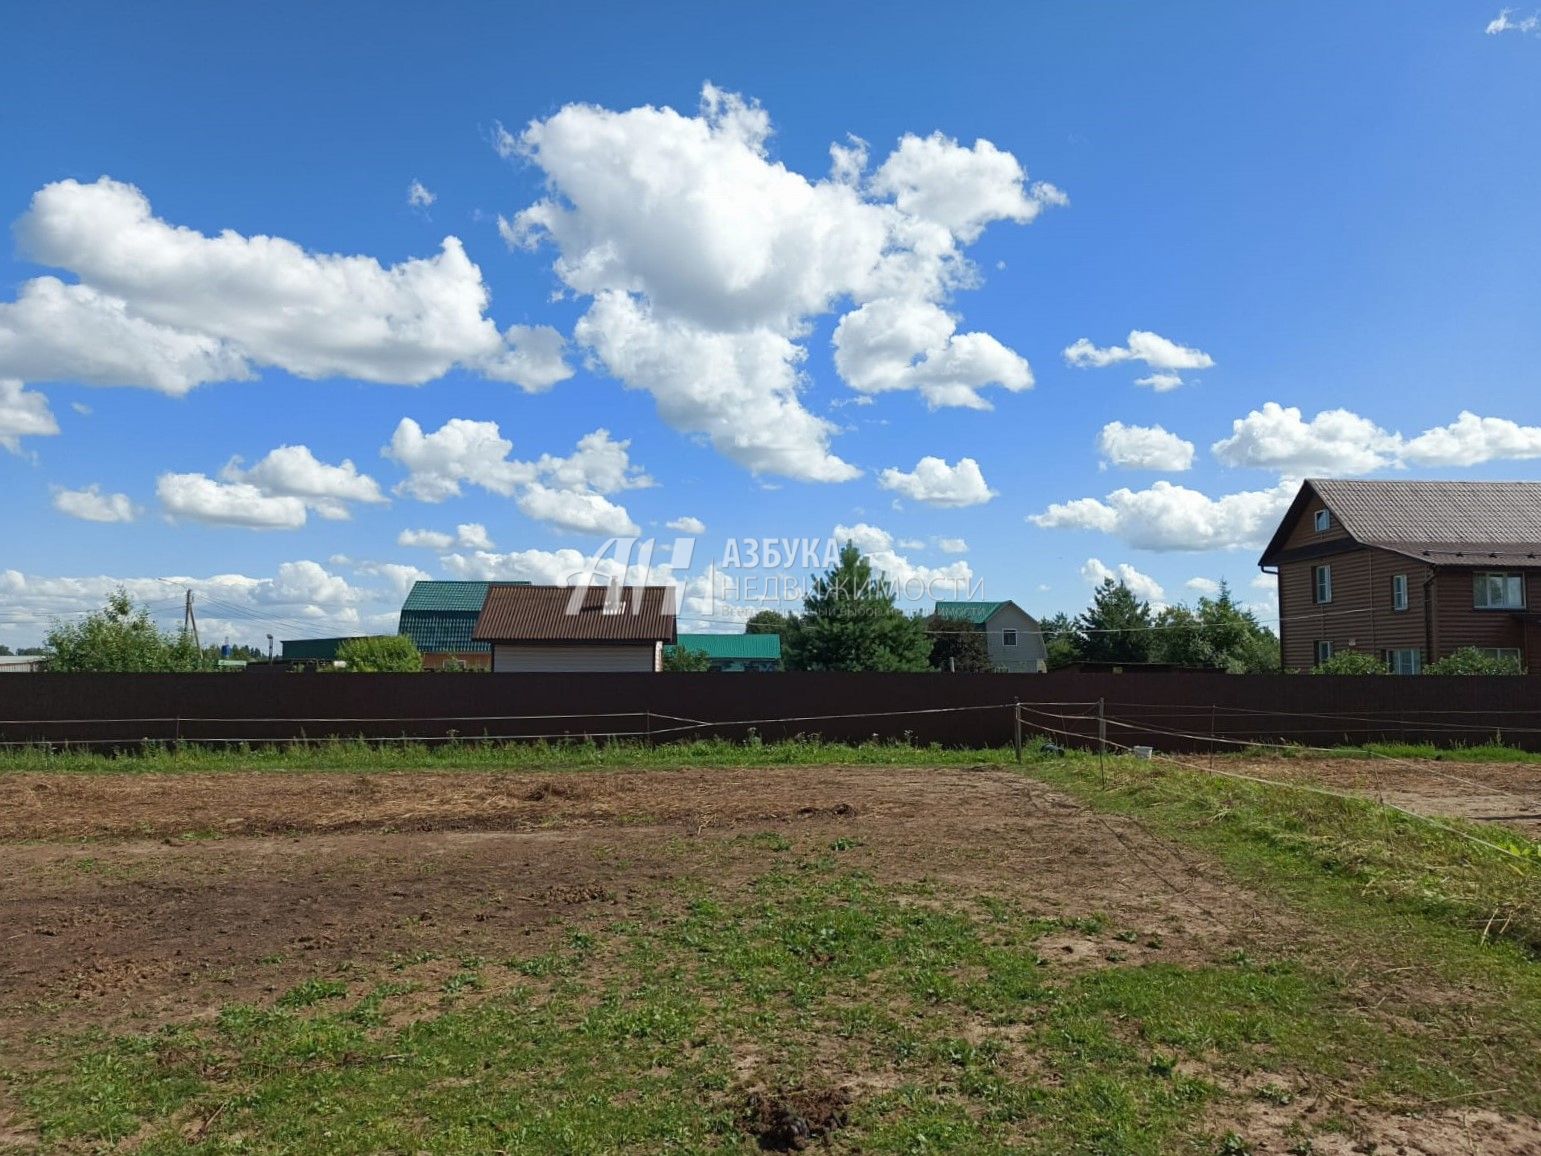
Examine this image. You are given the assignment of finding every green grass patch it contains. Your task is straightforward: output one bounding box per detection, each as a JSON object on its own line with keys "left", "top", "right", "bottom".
{"left": 0, "top": 735, "right": 1024, "bottom": 776}
{"left": 12, "top": 857, "right": 1534, "bottom": 1153}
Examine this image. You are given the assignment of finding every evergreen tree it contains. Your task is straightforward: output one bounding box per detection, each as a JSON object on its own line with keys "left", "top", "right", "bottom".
{"left": 924, "top": 613, "right": 994, "bottom": 672}
{"left": 1075, "top": 579, "right": 1153, "bottom": 663}
{"left": 790, "top": 543, "right": 931, "bottom": 671}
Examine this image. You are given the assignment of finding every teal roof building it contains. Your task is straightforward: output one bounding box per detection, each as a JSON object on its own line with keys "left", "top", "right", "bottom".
{"left": 667, "top": 632, "right": 782, "bottom": 671}
{"left": 398, "top": 581, "right": 495, "bottom": 657}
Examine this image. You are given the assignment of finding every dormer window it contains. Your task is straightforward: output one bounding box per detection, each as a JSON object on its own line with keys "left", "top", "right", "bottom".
{"left": 1314, "top": 509, "right": 1331, "bottom": 533}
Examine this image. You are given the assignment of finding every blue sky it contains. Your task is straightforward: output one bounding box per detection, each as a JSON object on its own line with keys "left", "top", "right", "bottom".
{"left": 2, "top": 1, "right": 1539, "bottom": 646}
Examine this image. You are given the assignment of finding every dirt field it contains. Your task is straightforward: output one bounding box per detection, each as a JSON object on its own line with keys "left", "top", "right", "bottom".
{"left": 2, "top": 764, "right": 1538, "bottom": 1154}
{"left": 1222, "top": 756, "right": 1541, "bottom": 836}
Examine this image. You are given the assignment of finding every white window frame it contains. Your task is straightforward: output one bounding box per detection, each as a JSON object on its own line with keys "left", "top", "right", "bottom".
{"left": 1314, "top": 640, "right": 1334, "bottom": 665}
{"left": 1473, "top": 572, "right": 1526, "bottom": 610}
{"left": 1314, "top": 509, "right": 1331, "bottom": 533}
{"left": 1475, "top": 647, "right": 1522, "bottom": 662}
{"left": 1391, "top": 573, "right": 1408, "bottom": 612}
{"left": 1386, "top": 648, "right": 1421, "bottom": 676}
{"left": 1313, "top": 564, "right": 1333, "bottom": 605}
{"left": 1002, "top": 629, "right": 1017, "bottom": 646}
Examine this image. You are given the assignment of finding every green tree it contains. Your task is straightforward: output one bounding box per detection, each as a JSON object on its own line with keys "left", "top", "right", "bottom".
{"left": 336, "top": 635, "right": 423, "bottom": 672}
{"left": 1311, "top": 650, "right": 1387, "bottom": 675}
{"left": 924, "top": 613, "right": 994, "bottom": 672}
{"left": 746, "top": 609, "right": 794, "bottom": 635}
{"left": 663, "top": 645, "right": 713, "bottom": 672}
{"left": 1040, "top": 611, "right": 1083, "bottom": 670}
{"left": 45, "top": 589, "right": 204, "bottom": 672}
{"left": 789, "top": 543, "right": 931, "bottom": 671}
{"left": 0, "top": 645, "right": 11, "bottom": 656}
{"left": 1076, "top": 579, "right": 1153, "bottom": 664}
{"left": 1149, "top": 582, "right": 1280, "bottom": 672}
{"left": 1425, "top": 647, "right": 1525, "bottom": 675}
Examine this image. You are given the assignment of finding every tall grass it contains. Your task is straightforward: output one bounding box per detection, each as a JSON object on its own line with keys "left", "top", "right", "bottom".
{"left": 0, "top": 733, "right": 1024, "bottom": 776}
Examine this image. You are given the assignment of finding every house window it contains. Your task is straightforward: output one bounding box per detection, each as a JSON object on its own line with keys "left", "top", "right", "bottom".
{"left": 1386, "top": 648, "right": 1422, "bottom": 675}
{"left": 1314, "top": 640, "right": 1334, "bottom": 665}
{"left": 1002, "top": 629, "right": 1017, "bottom": 646}
{"left": 1473, "top": 572, "right": 1526, "bottom": 610}
{"left": 1475, "top": 647, "right": 1522, "bottom": 663}
{"left": 1391, "top": 574, "right": 1408, "bottom": 612}
{"left": 1314, "top": 509, "right": 1331, "bottom": 532}
{"left": 1313, "top": 564, "right": 1333, "bottom": 604}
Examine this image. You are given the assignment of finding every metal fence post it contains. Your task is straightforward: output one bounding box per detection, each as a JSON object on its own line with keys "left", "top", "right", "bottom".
{"left": 1013, "top": 699, "right": 1022, "bottom": 764}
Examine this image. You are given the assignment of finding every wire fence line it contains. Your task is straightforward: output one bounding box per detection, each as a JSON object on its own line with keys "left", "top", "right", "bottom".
{"left": 2, "top": 674, "right": 1540, "bottom": 752}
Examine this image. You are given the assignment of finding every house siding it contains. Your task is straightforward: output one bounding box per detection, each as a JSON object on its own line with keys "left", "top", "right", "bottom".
{"left": 492, "top": 642, "right": 661, "bottom": 673}
{"left": 1279, "top": 548, "right": 1535, "bottom": 669}
{"left": 1280, "top": 494, "right": 1353, "bottom": 553}
{"left": 1428, "top": 568, "right": 1533, "bottom": 657}
{"left": 983, "top": 604, "right": 1049, "bottom": 673}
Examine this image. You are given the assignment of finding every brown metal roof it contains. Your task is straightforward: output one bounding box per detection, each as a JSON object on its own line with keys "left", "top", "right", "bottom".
{"left": 1260, "top": 479, "right": 1541, "bottom": 567}
{"left": 472, "top": 584, "right": 678, "bottom": 643}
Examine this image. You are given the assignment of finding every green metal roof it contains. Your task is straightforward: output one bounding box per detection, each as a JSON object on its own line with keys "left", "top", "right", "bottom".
{"left": 399, "top": 608, "right": 490, "bottom": 654}
{"left": 932, "top": 601, "right": 1008, "bottom": 625}
{"left": 670, "top": 633, "right": 782, "bottom": 660}
{"left": 401, "top": 580, "right": 493, "bottom": 613}
{"left": 280, "top": 636, "right": 364, "bottom": 661}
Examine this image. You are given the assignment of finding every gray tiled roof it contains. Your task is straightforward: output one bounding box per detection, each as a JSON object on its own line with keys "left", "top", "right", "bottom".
{"left": 1280, "top": 479, "right": 1541, "bottom": 565}
{"left": 1312, "top": 478, "right": 1541, "bottom": 544}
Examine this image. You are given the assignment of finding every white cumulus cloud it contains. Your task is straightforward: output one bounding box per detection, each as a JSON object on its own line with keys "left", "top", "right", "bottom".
{"left": 833, "top": 522, "right": 975, "bottom": 601}
{"left": 222, "top": 444, "right": 387, "bottom": 520}
{"left": 0, "top": 561, "right": 373, "bottom": 648}
{"left": 1211, "top": 404, "right": 1541, "bottom": 474}
{"left": 1211, "top": 402, "right": 1400, "bottom": 475}
{"left": 397, "top": 528, "right": 454, "bottom": 550}
{"left": 506, "top": 85, "right": 1059, "bottom": 479}
{"left": 1400, "top": 411, "right": 1541, "bottom": 467}
{"left": 1032, "top": 479, "right": 1297, "bottom": 552}
{"left": 1, "top": 177, "right": 570, "bottom": 394}
{"left": 383, "top": 417, "right": 647, "bottom": 536}
{"left": 0, "top": 377, "right": 59, "bottom": 452}
{"left": 156, "top": 473, "right": 309, "bottom": 530}
{"left": 51, "top": 484, "right": 136, "bottom": 523}
{"left": 877, "top": 455, "right": 995, "bottom": 507}
{"left": 936, "top": 537, "right": 968, "bottom": 554}
{"left": 398, "top": 524, "right": 493, "bottom": 551}
{"left": 1097, "top": 421, "right": 1194, "bottom": 471}
{"left": 1081, "top": 558, "right": 1165, "bottom": 605}
{"left": 1064, "top": 329, "right": 1213, "bottom": 391}
{"left": 667, "top": 515, "right": 707, "bottom": 534}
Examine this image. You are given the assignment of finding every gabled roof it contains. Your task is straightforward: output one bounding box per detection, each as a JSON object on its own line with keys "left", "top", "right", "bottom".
{"left": 472, "top": 585, "right": 678, "bottom": 643}
{"left": 1261, "top": 479, "right": 1541, "bottom": 567}
{"left": 401, "top": 580, "right": 493, "bottom": 613}
{"left": 671, "top": 633, "right": 782, "bottom": 660}
{"left": 933, "top": 600, "right": 1008, "bottom": 625}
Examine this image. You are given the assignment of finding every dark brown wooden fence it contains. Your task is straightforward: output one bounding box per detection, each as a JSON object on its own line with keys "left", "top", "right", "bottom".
{"left": 0, "top": 671, "right": 1537, "bottom": 753}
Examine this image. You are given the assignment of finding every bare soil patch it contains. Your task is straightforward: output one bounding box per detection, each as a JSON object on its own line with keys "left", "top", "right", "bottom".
{"left": 2, "top": 763, "right": 1535, "bottom": 1153}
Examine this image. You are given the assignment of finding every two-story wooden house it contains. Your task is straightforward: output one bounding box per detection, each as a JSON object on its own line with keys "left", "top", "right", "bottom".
{"left": 1259, "top": 479, "right": 1541, "bottom": 672}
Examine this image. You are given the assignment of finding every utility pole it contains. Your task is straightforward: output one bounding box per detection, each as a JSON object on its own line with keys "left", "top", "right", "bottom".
{"left": 184, "top": 589, "right": 201, "bottom": 656}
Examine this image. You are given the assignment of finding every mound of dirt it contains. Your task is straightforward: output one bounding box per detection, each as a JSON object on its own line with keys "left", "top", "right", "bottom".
{"left": 740, "top": 1086, "right": 851, "bottom": 1151}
